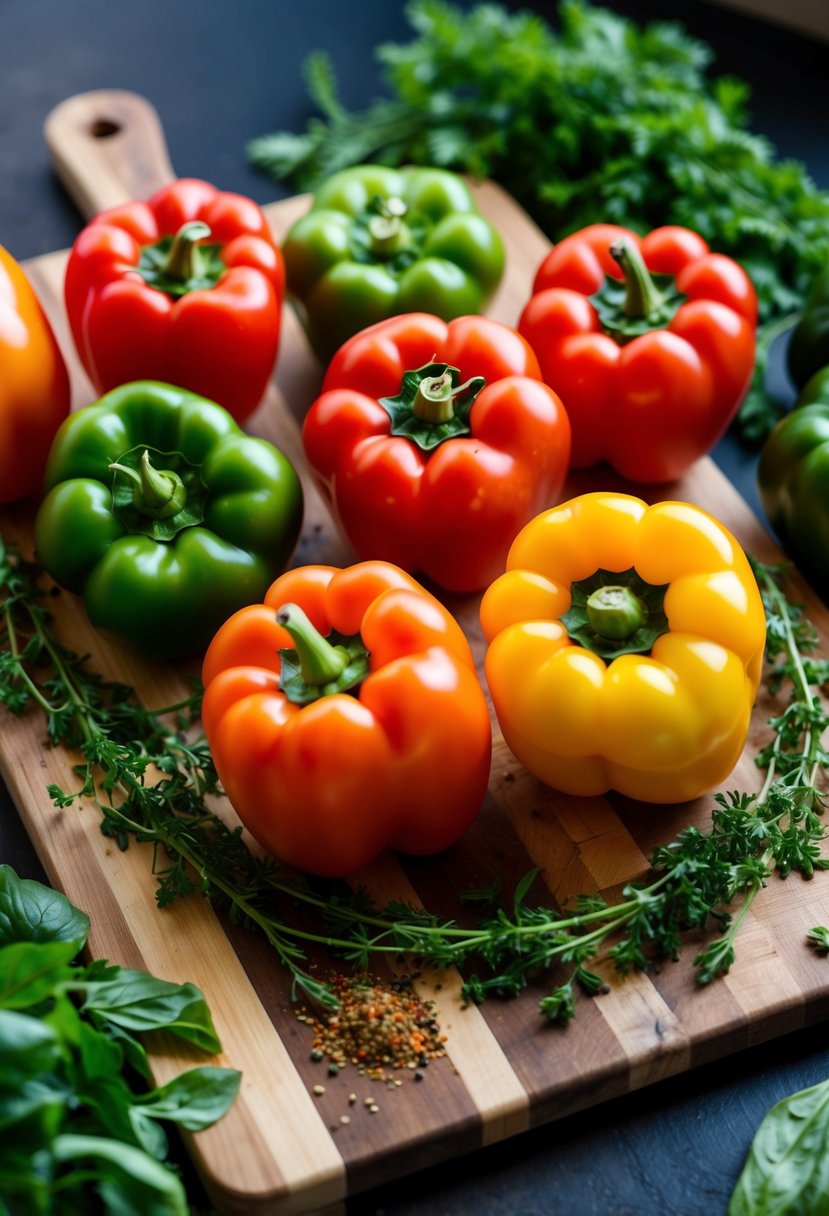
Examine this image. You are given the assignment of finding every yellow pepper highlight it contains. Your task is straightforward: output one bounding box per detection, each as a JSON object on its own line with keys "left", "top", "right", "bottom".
{"left": 480, "top": 492, "right": 766, "bottom": 804}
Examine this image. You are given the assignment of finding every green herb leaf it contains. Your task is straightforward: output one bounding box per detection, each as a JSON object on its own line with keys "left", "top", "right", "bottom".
{"left": 0, "top": 1009, "right": 61, "bottom": 1081}
{"left": 807, "top": 925, "right": 829, "bottom": 953}
{"left": 729, "top": 1078, "right": 829, "bottom": 1216}
{"left": 2, "top": 531, "right": 827, "bottom": 1043}
{"left": 250, "top": 0, "right": 829, "bottom": 444}
{"left": 52, "top": 1134, "right": 189, "bottom": 1216}
{"left": 134, "top": 1066, "right": 242, "bottom": 1131}
{"left": 0, "top": 871, "right": 235, "bottom": 1214}
{"left": 80, "top": 971, "right": 222, "bottom": 1054}
{"left": 0, "top": 941, "right": 78, "bottom": 1010}
{"left": 0, "top": 1074, "right": 67, "bottom": 1137}
{"left": 0, "top": 865, "right": 89, "bottom": 949}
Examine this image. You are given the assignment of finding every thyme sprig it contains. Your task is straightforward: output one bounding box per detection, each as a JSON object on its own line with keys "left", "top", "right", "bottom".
{"left": 1, "top": 540, "right": 827, "bottom": 1022}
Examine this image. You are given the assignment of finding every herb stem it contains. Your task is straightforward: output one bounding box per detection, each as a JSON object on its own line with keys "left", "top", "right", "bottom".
{"left": 1, "top": 543, "right": 827, "bottom": 1019}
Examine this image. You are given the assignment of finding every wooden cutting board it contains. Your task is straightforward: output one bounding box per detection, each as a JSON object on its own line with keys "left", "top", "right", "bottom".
{"left": 3, "top": 89, "right": 829, "bottom": 1215}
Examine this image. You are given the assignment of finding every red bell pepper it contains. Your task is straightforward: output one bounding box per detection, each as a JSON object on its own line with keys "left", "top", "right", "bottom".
{"left": 201, "top": 561, "right": 492, "bottom": 877}
{"left": 64, "top": 178, "right": 285, "bottom": 424}
{"left": 517, "top": 224, "right": 757, "bottom": 483}
{"left": 302, "top": 312, "right": 571, "bottom": 593}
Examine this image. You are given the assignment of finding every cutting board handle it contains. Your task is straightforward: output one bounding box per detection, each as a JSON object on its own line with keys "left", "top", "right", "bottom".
{"left": 44, "top": 90, "right": 175, "bottom": 221}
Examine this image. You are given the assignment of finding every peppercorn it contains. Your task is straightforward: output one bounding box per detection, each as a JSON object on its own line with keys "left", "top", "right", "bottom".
{"left": 295, "top": 973, "right": 447, "bottom": 1082}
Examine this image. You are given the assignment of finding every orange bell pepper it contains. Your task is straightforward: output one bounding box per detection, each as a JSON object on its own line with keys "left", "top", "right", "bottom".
{"left": 202, "top": 561, "right": 492, "bottom": 877}
{"left": 0, "top": 245, "right": 70, "bottom": 504}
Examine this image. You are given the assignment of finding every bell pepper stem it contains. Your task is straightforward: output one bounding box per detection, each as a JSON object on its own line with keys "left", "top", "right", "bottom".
{"left": 108, "top": 450, "right": 187, "bottom": 520}
{"left": 276, "top": 603, "right": 350, "bottom": 686}
{"left": 164, "top": 220, "right": 212, "bottom": 281}
{"left": 411, "top": 371, "right": 483, "bottom": 424}
{"left": 609, "top": 239, "right": 665, "bottom": 320}
{"left": 586, "top": 585, "right": 647, "bottom": 640}
{"left": 368, "top": 197, "right": 410, "bottom": 258}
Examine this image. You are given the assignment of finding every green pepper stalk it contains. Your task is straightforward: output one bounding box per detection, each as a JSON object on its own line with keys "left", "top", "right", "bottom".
{"left": 562, "top": 567, "right": 668, "bottom": 661}
{"left": 609, "top": 239, "right": 665, "bottom": 320}
{"left": 585, "top": 584, "right": 647, "bottom": 640}
{"left": 276, "top": 604, "right": 370, "bottom": 704}
{"left": 367, "top": 197, "right": 411, "bottom": 258}
{"left": 410, "top": 369, "right": 484, "bottom": 425}
{"left": 277, "top": 604, "right": 349, "bottom": 685}
{"left": 591, "top": 242, "right": 686, "bottom": 344}
{"left": 108, "top": 450, "right": 187, "bottom": 520}
{"left": 163, "top": 220, "right": 212, "bottom": 282}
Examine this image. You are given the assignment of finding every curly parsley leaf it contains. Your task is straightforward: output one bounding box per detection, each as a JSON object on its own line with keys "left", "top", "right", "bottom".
{"left": 250, "top": 0, "right": 829, "bottom": 443}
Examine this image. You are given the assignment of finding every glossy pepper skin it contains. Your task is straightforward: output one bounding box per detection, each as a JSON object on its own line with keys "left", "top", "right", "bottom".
{"left": 787, "top": 264, "right": 829, "bottom": 390}
{"left": 201, "top": 561, "right": 492, "bottom": 877}
{"left": 758, "top": 368, "right": 829, "bottom": 598}
{"left": 0, "top": 245, "right": 70, "bottom": 504}
{"left": 64, "top": 178, "right": 285, "bottom": 423}
{"left": 282, "top": 165, "right": 505, "bottom": 361}
{"left": 34, "top": 381, "right": 302, "bottom": 659}
{"left": 481, "top": 492, "right": 765, "bottom": 804}
{"left": 302, "top": 312, "right": 571, "bottom": 593}
{"left": 518, "top": 224, "right": 757, "bottom": 483}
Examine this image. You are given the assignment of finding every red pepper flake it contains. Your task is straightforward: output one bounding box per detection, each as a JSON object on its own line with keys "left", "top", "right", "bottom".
{"left": 295, "top": 974, "right": 447, "bottom": 1082}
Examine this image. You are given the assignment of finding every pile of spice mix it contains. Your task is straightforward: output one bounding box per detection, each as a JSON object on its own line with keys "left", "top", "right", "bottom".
{"left": 296, "top": 974, "right": 447, "bottom": 1081}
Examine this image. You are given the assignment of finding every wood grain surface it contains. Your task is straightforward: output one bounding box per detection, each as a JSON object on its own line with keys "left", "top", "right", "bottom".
{"left": 2, "top": 90, "right": 828, "bottom": 1215}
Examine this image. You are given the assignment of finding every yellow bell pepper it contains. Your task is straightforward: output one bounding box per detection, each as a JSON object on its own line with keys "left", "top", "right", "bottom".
{"left": 480, "top": 492, "right": 766, "bottom": 804}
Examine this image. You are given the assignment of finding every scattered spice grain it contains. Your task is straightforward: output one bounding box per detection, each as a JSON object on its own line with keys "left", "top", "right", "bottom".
{"left": 296, "top": 974, "right": 447, "bottom": 1082}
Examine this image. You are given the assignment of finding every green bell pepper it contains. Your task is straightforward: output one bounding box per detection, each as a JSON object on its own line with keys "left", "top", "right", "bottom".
{"left": 34, "top": 381, "right": 303, "bottom": 659}
{"left": 758, "top": 366, "right": 829, "bottom": 598}
{"left": 283, "top": 164, "right": 505, "bottom": 360}
{"left": 788, "top": 263, "right": 829, "bottom": 390}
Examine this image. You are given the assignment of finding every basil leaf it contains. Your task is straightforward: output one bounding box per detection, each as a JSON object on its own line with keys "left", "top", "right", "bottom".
{"left": 128, "top": 1107, "right": 170, "bottom": 1161}
{"left": 0, "top": 941, "right": 78, "bottom": 1010}
{"left": 76, "top": 1018, "right": 124, "bottom": 1081}
{"left": 90, "top": 1018, "right": 152, "bottom": 1082}
{"left": 80, "top": 970, "right": 222, "bottom": 1053}
{"left": 0, "top": 1154, "right": 51, "bottom": 1214}
{"left": 135, "top": 1066, "right": 242, "bottom": 1131}
{"left": 728, "top": 1077, "right": 829, "bottom": 1216}
{"left": 0, "top": 866, "right": 89, "bottom": 949}
{"left": 52, "top": 1134, "right": 188, "bottom": 1216}
{"left": 0, "top": 1076, "right": 67, "bottom": 1137}
{"left": 0, "top": 1010, "right": 61, "bottom": 1082}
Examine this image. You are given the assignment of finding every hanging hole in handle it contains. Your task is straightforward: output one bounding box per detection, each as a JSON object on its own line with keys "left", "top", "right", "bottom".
{"left": 90, "top": 119, "right": 120, "bottom": 138}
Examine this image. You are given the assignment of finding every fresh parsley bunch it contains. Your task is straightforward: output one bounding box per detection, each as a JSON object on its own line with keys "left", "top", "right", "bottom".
{"left": 0, "top": 865, "right": 240, "bottom": 1216}
{"left": 249, "top": 0, "right": 829, "bottom": 443}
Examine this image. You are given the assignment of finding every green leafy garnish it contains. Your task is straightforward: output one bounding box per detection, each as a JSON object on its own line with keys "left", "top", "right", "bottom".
{"left": 1, "top": 541, "right": 827, "bottom": 1030}
{"left": 249, "top": 0, "right": 829, "bottom": 443}
{"left": 729, "top": 1077, "right": 829, "bottom": 1216}
{"left": 0, "top": 866, "right": 239, "bottom": 1216}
